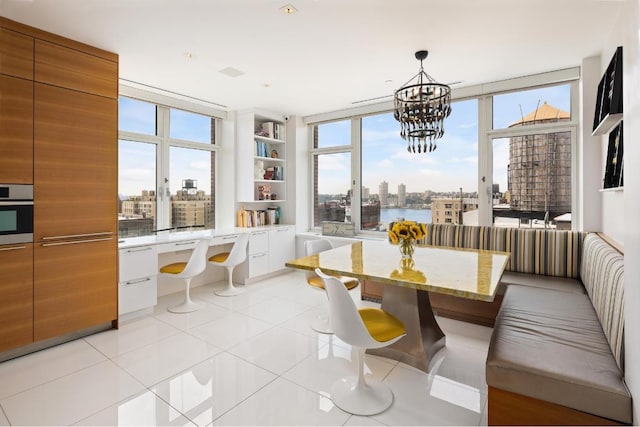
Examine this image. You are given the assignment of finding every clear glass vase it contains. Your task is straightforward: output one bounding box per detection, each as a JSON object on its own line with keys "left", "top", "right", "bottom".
{"left": 399, "top": 238, "right": 415, "bottom": 259}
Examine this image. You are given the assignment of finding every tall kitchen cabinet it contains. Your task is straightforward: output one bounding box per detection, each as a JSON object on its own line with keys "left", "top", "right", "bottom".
{"left": 33, "top": 41, "right": 118, "bottom": 341}
{"left": 0, "top": 17, "right": 118, "bottom": 348}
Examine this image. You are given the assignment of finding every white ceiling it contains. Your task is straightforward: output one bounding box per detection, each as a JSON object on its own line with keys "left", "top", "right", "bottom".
{"left": 1, "top": 0, "right": 624, "bottom": 117}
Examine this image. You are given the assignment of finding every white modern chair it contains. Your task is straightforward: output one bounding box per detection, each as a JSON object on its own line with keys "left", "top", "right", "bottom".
{"left": 208, "top": 233, "right": 250, "bottom": 296}
{"left": 304, "top": 239, "right": 359, "bottom": 334}
{"left": 159, "top": 238, "right": 211, "bottom": 313}
{"left": 316, "top": 268, "right": 406, "bottom": 416}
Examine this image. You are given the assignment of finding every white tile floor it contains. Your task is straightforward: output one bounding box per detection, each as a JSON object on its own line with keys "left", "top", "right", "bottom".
{"left": 0, "top": 270, "right": 492, "bottom": 426}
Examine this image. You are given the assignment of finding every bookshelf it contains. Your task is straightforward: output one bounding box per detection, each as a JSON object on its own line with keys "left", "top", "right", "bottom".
{"left": 592, "top": 46, "right": 622, "bottom": 136}
{"left": 236, "top": 110, "right": 288, "bottom": 226}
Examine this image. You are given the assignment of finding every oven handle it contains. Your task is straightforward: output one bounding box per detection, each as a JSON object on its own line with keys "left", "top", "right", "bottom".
{"left": 42, "top": 232, "right": 113, "bottom": 241}
{"left": 42, "top": 237, "right": 113, "bottom": 247}
{"left": 0, "top": 201, "right": 33, "bottom": 206}
{"left": 0, "top": 245, "right": 27, "bottom": 252}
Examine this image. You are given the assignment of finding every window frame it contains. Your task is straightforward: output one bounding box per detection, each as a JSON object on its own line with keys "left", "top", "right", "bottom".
{"left": 306, "top": 71, "right": 580, "bottom": 233}
{"left": 118, "top": 95, "right": 221, "bottom": 235}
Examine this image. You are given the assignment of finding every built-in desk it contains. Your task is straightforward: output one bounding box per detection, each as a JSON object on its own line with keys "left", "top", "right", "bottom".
{"left": 117, "top": 226, "right": 295, "bottom": 317}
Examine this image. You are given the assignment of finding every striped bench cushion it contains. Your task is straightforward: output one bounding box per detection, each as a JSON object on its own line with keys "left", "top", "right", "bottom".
{"left": 419, "top": 224, "right": 585, "bottom": 279}
{"left": 580, "top": 233, "right": 625, "bottom": 370}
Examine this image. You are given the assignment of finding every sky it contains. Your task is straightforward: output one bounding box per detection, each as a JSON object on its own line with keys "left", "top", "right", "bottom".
{"left": 316, "top": 83, "right": 571, "bottom": 195}
{"left": 118, "top": 98, "right": 213, "bottom": 198}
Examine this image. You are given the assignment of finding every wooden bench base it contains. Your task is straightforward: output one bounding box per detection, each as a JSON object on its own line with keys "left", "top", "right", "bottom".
{"left": 488, "top": 386, "right": 625, "bottom": 426}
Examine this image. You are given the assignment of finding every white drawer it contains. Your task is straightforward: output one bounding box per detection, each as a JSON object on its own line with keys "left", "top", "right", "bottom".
{"left": 119, "top": 245, "right": 158, "bottom": 282}
{"left": 248, "top": 252, "right": 269, "bottom": 277}
{"left": 156, "top": 240, "right": 199, "bottom": 254}
{"left": 211, "top": 234, "right": 240, "bottom": 246}
{"left": 119, "top": 275, "right": 157, "bottom": 315}
{"left": 249, "top": 231, "right": 269, "bottom": 254}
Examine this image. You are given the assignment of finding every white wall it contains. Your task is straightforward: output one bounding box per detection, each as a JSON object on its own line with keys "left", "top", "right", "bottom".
{"left": 579, "top": 56, "right": 604, "bottom": 232}
{"left": 622, "top": 0, "right": 640, "bottom": 422}
{"left": 599, "top": 14, "right": 627, "bottom": 244}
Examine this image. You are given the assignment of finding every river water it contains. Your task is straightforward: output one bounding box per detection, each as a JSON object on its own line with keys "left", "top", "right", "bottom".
{"left": 380, "top": 208, "right": 432, "bottom": 225}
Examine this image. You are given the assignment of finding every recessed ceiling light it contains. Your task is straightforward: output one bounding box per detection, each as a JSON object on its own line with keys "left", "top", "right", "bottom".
{"left": 219, "top": 67, "right": 245, "bottom": 78}
{"left": 280, "top": 4, "right": 298, "bottom": 14}
{"left": 262, "top": 83, "right": 271, "bottom": 88}
{"left": 385, "top": 79, "right": 393, "bottom": 84}
{"left": 184, "top": 52, "right": 194, "bottom": 59}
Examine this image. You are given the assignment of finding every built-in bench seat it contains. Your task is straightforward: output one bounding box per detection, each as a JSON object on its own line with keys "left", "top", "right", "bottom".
{"left": 486, "top": 233, "right": 630, "bottom": 425}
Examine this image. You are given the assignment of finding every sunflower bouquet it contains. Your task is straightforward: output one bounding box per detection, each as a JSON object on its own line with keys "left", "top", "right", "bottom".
{"left": 388, "top": 221, "right": 427, "bottom": 259}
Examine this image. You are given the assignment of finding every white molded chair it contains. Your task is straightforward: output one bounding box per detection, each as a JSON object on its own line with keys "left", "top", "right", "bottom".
{"left": 159, "top": 239, "right": 211, "bottom": 313}
{"left": 208, "top": 233, "right": 250, "bottom": 296}
{"left": 304, "top": 239, "right": 359, "bottom": 334}
{"left": 316, "top": 268, "right": 406, "bottom": 416}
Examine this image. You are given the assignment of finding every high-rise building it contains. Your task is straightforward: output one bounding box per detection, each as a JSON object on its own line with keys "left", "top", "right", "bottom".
{"left": 398, "top": 184, "right": 406, "bottom": 207}
{"left": 432, "top": 198, "right": 479, "bottom": 225}
{"left": 362, "top": 186, "right": 370, "bottom": 199}
{"left": 379, "top": 181, "right": 389, "bottom": 206}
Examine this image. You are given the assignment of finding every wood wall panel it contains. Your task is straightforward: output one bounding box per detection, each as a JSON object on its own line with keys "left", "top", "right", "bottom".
{"left": 35, "top": 40, "right": 117, "bottom": 98}
{"left": 488, "top": 386, "right": 623, "bottom": 426}
{"left": 34, "top": 239, "right": 116, "bottom": 341}
{"left": 0, "top": 244, "right": 33, "bottom": 352}
{"left": 0, "top": 75, "right": 33, "bottom": 184}
{"left": 0, "top": 27, "right": 33, "bottom": 80}
{"left": 0, "top": 17, "right": 117, "bottom": 63}
{"left": 34, "top": 83, "right": 117, "bottom": 240}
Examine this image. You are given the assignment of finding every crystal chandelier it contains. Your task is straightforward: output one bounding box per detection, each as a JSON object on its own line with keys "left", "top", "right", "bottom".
{"left": 394, "top": 50, "right": 452, "bottom": 153}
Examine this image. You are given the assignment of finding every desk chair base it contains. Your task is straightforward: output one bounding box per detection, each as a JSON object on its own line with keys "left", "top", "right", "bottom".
{"left": 330, "top": 377, "right": 393, "bottom": 416}
{"left": 168, "top": 300, "right": 203, "bottom": 314}
{"left": 311, "top": 315, "right": 333, "bottom": 334}
{"left": 215, "top": 286, "right": 244, "bottom": 297}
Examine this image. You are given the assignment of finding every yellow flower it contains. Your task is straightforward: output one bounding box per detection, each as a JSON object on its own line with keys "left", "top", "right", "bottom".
{"left": 389, "top": 221, "right": 428, "bottom": 245}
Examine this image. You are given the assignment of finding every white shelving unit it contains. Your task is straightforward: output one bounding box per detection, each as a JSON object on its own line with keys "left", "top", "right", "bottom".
{"left": 236, "top": 110, "right": 289, "bottom": 226}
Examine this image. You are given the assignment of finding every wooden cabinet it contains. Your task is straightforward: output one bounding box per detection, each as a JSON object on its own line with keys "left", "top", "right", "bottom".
{"left": 34, "top": 83, "right": 117, "bottom": 239}
{"left": 35, "top": 40, "right": 118, "bottom": 98}
{"left": 0, "top": 74, "right": 33, "bottom": 183}
{"left": 34, "top": 239, "right": 116, "bottom": 341}
{"left": 0, "top": 243, "right": 33, "bottom": 352}
{"left": 33, "top": 82, "right": 117, "bottom": 339}
{"left": 0, "top": 27, "right": 33, "bottom": 80}
{"left": 0, "top": 17, "right": 119, "bottom": 351}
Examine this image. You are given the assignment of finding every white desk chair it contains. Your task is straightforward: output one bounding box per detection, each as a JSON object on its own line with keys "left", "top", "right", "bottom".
{"left": 159, "top": 238, "right": 211, "bottom": 313}
{"left": 304, "top": 239, "right": 359, "bottom": 334}
{"left": 316, "top": 268, "right": 406, "bottom": 416}
{"left": 208, "top": 232, "right": 249, "bottom": 296}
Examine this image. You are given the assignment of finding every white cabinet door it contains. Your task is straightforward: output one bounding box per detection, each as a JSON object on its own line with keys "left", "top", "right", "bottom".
{"left": 248, "top": 252, "right": 269, "bottom": 277}
{"left": 268, "top": 227, "right": 295, "bottom": 272}
{"left": 249, "top": 231, "right": 269, "bottom": 254}
{"left": 119, "top": 246, "right": 157, "bottom": 282}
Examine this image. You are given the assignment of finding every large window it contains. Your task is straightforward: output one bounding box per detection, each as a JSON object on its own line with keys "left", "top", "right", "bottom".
{"left": 118, "top": 97, "right": 218, "bottom": 237}
{"left": 309, "top": 76, "right": 577, "bottom": 233}
{"left": 490, "top": 84, "right": 573, "bottom": 229}
{"left": 361, "top": 99, "right": 478, "bottom": 231}
{"left": 312, "top": 120, "right": 352, "bottom": 227}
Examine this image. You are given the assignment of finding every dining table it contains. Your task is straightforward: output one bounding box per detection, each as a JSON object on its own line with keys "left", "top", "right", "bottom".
{"left": 285, "top": 239, "right": 510, "bottom": 372}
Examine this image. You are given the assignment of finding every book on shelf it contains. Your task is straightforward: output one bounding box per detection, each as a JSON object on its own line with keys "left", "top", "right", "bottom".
{"left": 257, "top": 122, "right": 285, "bottom": 140}
{"left": 255, "top": 140, "right": 269, "bottom": 158}
{"left": 236, "top": 206, "right": 281, "bottom": 227}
